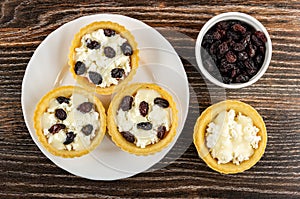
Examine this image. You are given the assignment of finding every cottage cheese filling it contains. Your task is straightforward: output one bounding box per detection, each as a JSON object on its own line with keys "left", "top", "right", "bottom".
{"left": 41, "top": 94, "right": 99, "bottom": 151}
{"left": 75, "top": 29, "right": 131, "bottom": 88}
{"left": 116, "top": 89, "right": 171, "bottom": 148}
{"left": 206, "top": 109, "right": 261, "bottom": 165}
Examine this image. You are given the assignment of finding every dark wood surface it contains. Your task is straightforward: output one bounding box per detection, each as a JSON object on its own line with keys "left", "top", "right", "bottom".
{"left": 1, "top": 0, "right": 299, "bottom": 198}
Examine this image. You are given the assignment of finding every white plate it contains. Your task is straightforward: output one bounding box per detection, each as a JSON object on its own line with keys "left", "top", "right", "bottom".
{"left": 21, "top": 14, "right": 189, "bottom": 180}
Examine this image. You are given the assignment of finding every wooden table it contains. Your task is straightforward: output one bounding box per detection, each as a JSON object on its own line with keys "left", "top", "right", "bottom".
{"left": 1, "top": 0, "right": 299, "bottom": 198}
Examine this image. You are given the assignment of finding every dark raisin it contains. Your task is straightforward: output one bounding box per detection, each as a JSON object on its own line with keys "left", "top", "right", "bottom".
{"left": 137, "top": 122, "right": 153, "bottom": 130}
{"left": 213, "top": 31, "right": 222, "bottom": 40}
{"left": 74, "top": 61, "right": 86, "bottom": 75}
{"left": 139, "top": 101, "right": 149, "bottom": 117}
{"left": 104, "top": 46, "right": 116, "bottom": 58}
{"left": 88, "top": 71, "right": 102, "bottom": 85}
{"left": 104, "top": 29, "right": 116, "bottom": 37}
{"left": 241, "top": 33, "right": 251, "bottom": 47}
{"left": 238, "top": 51, "right": 248, "bottom": 61}
{"left": 244, "top": 60, "right": 257, "bottom": 76}
{"left": 77, "top": 102, "right": 94, "bottom": 113}
{"left": 233, "top": 43, "right": 245, "bottom": 52}
{"left": 225, "top": 51, "right": 237, "bottom": 63}
{"left": 220, "top": 60, "right": 234, "bottom": 73}
{"left": 154, "top": 97, "right": 169, "bottom": 108}
{"left": 111, "top": 68, "right": 125, "bottom": 79}
{"left": 232, "top": 23, "right": 246, "bottom": 34}
{"left": 254, "top": 31, "right": 267, "bottom": 43}
{"left": 210, "top": 41, "right": 221, "bottom": 55}
{"left": 86, "top": 39, "right": 101, "bottom": 49}
{"left": 121, "top": 42, "right": 133, "bottom": 56}
{"left": 226, "top": 31, "right": 240, "bottom": 41}
{"left": 235, "top": 74, "right": 250, "bottom": 83}
{"left": 222, "top": 76, "right": 233, "bottom": 84}
{"left": 119, "top": 96, "right": 133, "bottom": 111}
{"left": 81, "top": 124, "right": 93, "bottom": 136}
{"left": 259, "top": 45, "right": 265, "bottom": 55}
{"left": 64, "top": 132, "right": 76, "bottom": 145}
{"left": 216, "top": 21, "right": 229, "bottom": 30}
{"left": 251, "top": 34, "right": 263, "bottom": 46}
{"left": 218, "top": 42, "right": 229, "bottom": 55}
{"left": 120, "top": 131, "right": 135, "bottom": 143}
{"left": 157, "top": 126, "right": 166, "bottom": 139}
{"left": 254, "top": 54, "right": 263, "bottom": 65}
{"left": 231, "top": 66, "right": 241, "bottom": 78}
{"left": 55, "top": 109, "right": 67, "bottom": 120}
{"left": 248, "top": 44, "right": 257, "bottom": 58}
{"left": 48, "top": 124, "right": 66, "bottom": 134}
{"left": 56, "top": 96, "right": 70, "bottom": 104}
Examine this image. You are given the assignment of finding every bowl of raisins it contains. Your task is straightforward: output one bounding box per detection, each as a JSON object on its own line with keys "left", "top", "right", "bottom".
{"left": 195, "top": 12, "right": 272, "bottom": 88}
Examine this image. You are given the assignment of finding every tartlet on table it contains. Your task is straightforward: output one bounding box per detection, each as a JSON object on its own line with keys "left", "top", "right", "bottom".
{"left": 193, "top": 100, "right": 267, "bottom": 174}
{"left": 68, "top": 21, "right": 139, "bottom": 95}
{"left": 107, "top": 83, "right": 178, "bottom": 156}
{"left": 33, "top": 86, "right": 106, "bottom": 158}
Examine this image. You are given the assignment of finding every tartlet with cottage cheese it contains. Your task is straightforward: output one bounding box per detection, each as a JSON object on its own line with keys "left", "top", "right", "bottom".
{"left": 193, "top": 100, "right": 267, "bottom": 174}
{"left": 33, "top": 86, "right": 106, "bottom": 158}
{"left": 107, "top": 83, "right": 178, "bottom": 155}
{"left": 68, "top": 21, "right": 139, "bottom": 95}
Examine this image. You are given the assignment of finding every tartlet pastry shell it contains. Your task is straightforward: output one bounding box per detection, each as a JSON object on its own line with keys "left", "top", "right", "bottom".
{"left": 193, "top": 100, "right": 267, "bottom": 174}
{"left": 33, "top": 86, "right": 106, "bottom": 158}
{"left": 107, "top": 83, "right": 178, "bottom": 155}
{"left": 68, "top": 21, "right": 139, "bottom": 95}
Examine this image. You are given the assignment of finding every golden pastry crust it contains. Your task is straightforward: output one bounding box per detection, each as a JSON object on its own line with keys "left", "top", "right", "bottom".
{"left": 193, "top": 100, "right": 267, "bottom": 174}
{"left": 107, "top": 83, "right": 178, "bottom": 155}
{"left": 68, "top": 21, "right": 139, "bottom": 95}
{"left": 33, "top": 86, "right": 106, "bottom": 158}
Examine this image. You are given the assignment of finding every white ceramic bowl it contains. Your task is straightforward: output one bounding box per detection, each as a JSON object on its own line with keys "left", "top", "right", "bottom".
{"left": 195, "top": 12, "right": 272, "bottom": 89}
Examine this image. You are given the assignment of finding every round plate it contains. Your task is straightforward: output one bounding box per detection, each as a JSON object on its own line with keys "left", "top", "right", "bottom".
{"left": 22, "top": 14, "right": 189, "bottom": 180}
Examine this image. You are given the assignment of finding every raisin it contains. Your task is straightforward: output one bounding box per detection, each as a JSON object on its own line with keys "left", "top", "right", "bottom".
{"left": 254, "top": 54, "right": 263, "bottom": 65}
{"left": 222, "top": 76, "right": 233, "bottom": 84}
{"left": 120, "top": 131, "right": 135, "bottom": 143}
{"left": 56, "top": 96, "right": 70, "bottom": 104}
{"left": 77, "top": 102, "right": 94, "bottom": 113}
{"left": 251, "top": 34, "right": 263, "bottom": 46}
{"left": 154, "top": 97, "right": 169, "bottom": 108}
{"left": 254, "top": 31, "right": 267, "bottom": 43}
{"left": 119, "top": 96, "right": 133, "bottom": 111}
{"left": 74, "top": 61, "right": 86, "bottom": 75}
{"left": 111, "top": 68, "right": 125, "bottom": 79}
{"left": 226, "top": 31, "right": 240, "bottom": 41}
{"left": 139, "top": 101, "right": 149, "bottom": 117}
{"left": 248, "top": 44, "right": 257, "bottom": 58}
{"left": 55, "top": 109, "right": 67, "bottom": 120}
{"left": 259, "top": 45, "right": 265, "bottom": 55}
{"left": 121, "top": 42, "right": 133, "bottom": 56}
{"left": 232, "top": 23, "right": 246, "bottom": 34}
{"left": 216, "top": 21, "right": 229, "bottom": 30}
{"left": 86, "top": 39, "right": 101, "bottom": 49}
{"left": 81, "top": 124, "right": 93, "bottom": 136}
{"left": 235, "top": 74, "right": 249, "bottom": 83}
{"left": 225, "top": 51, "right": 237, "bottom": 63}
{"left": 137, "top": 122, "right": 153, "bottom": 130}
{"left": 64, "top": 132, "right": 76, "bottom": 145}
{"left": 210, "top": 41, "right": 221, "bottom": 55}
{"left": 231, "top": 66, "right": 241, "bottom": 78}
{"left": 88, "top": 71, "right": 102, "bottom": 85}
{"left": 104, "top": 46, "right": 116, "bottom": 58}
{"left": 219, "top": 60, "right": 234, "bottom": 73}
{"left": 104, "top": 29, "right": 116, "bottom": 37}
{"left": 238, "top": 51, "right": 248, "bottom": 61}
{"left": 213, "top": 31, "right": 222, "bottom": 40}
{"left": 218, "top": 42, "right": 229, "bottom": 55}
{"left": 157, "top": 126, "right": 166, "bottom": 139}
{"left": 233, "top": 43, "right": 245, "bottom": 52}
{"left": 48, "top": 124, "right": 66, "bottom": 134}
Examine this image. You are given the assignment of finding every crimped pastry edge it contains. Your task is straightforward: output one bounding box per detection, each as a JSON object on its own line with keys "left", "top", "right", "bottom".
{"left": 193, "top": 100, "right": 267, "bottom": 174}
{"left": 68, "top": 21, "right": 139, "bottom": 95}
{"left": 107, "top": 83, "right": 179, "bottom": 156}
{"left": 33, "top": 85, "right": 106, "bottom": 158}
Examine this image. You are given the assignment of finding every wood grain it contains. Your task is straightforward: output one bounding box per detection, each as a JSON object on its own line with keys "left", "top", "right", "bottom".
{"left": 0, "top": 0, "right": 299, "bottom": 198}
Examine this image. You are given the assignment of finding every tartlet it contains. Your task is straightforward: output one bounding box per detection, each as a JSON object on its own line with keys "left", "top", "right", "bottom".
{"left": 107, "top": 83, "right": 178, "bottom": 155}
{"left": 68, "top": 21, "right": 139, "bottom": 95}
{"left": 193, "top": 100, "right": 267, "bottom": 174}
{"left": 33, "top": 86, "right": 106, "bottom": 158}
